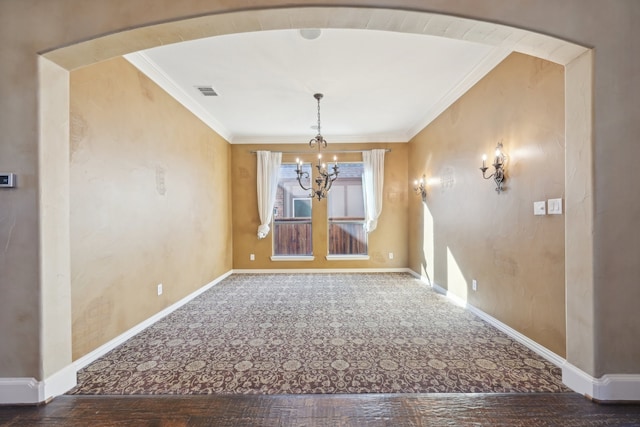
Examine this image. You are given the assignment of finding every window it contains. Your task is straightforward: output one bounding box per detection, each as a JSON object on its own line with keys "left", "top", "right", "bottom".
{"left": 328, "top": 163, "right": 367, "bottom": 256}
{"left": 273, "top": 163, "right": 312, "bottom": 256}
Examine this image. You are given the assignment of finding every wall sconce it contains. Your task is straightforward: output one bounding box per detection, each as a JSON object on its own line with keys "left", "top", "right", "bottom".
{"left": 413, "top": 175, "right": 427, "bottom": 199}
{"left": 480, "top": 142, "right": 507, "bottom": 193}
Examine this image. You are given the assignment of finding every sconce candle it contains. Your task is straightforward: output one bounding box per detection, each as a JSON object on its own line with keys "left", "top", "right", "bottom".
{"left": 414, "top": 175, "right": 427, "bottom": 199}
{"left": 480, "top": 142, "right": 507, "bottom": 193}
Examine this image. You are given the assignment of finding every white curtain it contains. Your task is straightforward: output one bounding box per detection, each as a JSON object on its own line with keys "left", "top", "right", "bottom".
{"left": 256, "top": 151, "right": 282, "bottom": 239}
{"left": 362, "top": 149, "right": 385, "bottom": 233}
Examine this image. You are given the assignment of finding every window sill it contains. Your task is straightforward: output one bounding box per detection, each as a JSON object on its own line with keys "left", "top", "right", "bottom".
{"left": 270, "top": 256, "right": 315, "bottom": 262}
{"left": 325, "top": 255, "right": 370, "bottom": 261}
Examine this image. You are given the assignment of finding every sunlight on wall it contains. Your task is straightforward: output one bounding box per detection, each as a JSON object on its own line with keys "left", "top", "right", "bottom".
{"left": 422, "top": 201, "right": 435, "bottom": 283}
{"left": 447, "top": 247, "right": 468, "bottom": 304}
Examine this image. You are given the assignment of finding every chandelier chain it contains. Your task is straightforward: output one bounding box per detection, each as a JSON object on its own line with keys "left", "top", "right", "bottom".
{"left": 316, "top": 95, "right": 321, "bottom": 140}
{"left": 310, "top": 93, "right": 327, "bottom": 149}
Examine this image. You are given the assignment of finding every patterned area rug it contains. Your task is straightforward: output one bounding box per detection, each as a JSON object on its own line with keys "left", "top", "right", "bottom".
{"left": 70, "top": 273, "right": 568, "bottom": 395}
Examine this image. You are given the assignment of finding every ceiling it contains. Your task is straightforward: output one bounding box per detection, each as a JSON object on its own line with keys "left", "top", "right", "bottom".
{"left": 125, "top": 28, "right": 510, "bottom": 144}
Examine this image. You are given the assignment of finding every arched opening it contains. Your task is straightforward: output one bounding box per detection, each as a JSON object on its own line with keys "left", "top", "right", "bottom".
{"left": 37, "top": 6, "right": 592, "bottom": 399}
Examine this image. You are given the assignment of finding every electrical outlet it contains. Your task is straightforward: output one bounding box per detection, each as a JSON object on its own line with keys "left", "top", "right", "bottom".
{"left": 472, "top": 279, "right": 477, "bottom": 291}
{"left": 533, "top": 201, "right": 546, "bottom": 216}
{"left": 388, "top": 252, "right": 394, "bottom": 260}
{"left": 250, "top": 253, "right": 255, "bottom": 261}
{"left": 157, "top": 283, "right": 163, "bottom": 296}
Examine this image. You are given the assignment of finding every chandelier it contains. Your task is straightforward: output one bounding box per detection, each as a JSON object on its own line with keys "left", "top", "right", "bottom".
{"left": 295, "top": 93, "right": 339, "bottom": 201}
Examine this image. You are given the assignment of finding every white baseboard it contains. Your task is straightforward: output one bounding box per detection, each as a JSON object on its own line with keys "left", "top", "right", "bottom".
{"left": 1, "top": 271, "right": 233, "bottom": 405}
{"left": 73, "top": 270, "right": 233, "bottom": 372}
{"left": 408, "top": 269, "right": 640, "bottom": 401}
{"left": 562, "top": 362, "right": 640, "bottom": 401}
{"left": 43, "top": 364, "right": 77, "bottom": 402}
{"left": 0, "top": 364, "right": 77, "bottom": 405}
{"left": 407, "top": 270, "right": 565, "bottom": 367}
{"left": 233, "top": 268, "right": 411, "bottom": 274}
{"left": 0, "top": 378, "right": 42, "bottom": 405}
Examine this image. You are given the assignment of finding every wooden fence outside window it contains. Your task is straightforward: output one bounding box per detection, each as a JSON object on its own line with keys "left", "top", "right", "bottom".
{"left": 273, "top": 219, "right": 367, "bottom": 256}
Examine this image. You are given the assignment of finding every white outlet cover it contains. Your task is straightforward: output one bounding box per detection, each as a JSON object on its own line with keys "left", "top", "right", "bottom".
{"left": 548, "top": 198, "right": 563, "bottom": 214}
{"left": 534, "top": 201, "right": 546, "bottom": 216}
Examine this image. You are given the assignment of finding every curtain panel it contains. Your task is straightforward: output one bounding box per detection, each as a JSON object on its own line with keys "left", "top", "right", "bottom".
{"left": 362, "top": 149, "right": 385, "bottom": 233}
{"left": 256, "top": 151, "right": 282, "bottom": 239}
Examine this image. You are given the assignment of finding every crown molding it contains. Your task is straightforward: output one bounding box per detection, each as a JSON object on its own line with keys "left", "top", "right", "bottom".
{"left": 404, "top": 48, "right": 512, "bottom": 141}
{"left": 124, "top": 52, "right": 233, "bottom": 142}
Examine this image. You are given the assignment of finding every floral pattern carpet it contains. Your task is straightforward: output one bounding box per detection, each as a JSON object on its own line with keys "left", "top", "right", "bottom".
{"left": 70, "top": 273, "right": 568, "bottom": 395}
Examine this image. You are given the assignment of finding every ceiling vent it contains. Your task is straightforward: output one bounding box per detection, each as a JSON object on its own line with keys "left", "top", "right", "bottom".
{"left": 196, "top": 86, "right": 218, "bottom": 97}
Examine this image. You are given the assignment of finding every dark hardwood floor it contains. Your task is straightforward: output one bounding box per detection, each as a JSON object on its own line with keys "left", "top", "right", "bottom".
{"left": 1, "top": 393, "right": 640, "bottom": 426}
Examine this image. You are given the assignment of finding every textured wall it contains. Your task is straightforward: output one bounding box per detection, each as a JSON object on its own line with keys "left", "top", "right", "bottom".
{"left": 70, "top": 57, "right": 232, "bottom": 360}
{"left": 409, "top": 53, "right": 566, "bottom": 356}
{"left": 232, "top": 143, "right": 408, "bottom": 270}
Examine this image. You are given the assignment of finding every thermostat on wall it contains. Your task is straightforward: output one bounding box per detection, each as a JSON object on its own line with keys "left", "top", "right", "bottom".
{"left": 0, "top": 173, "right": 16, "bottom": 188}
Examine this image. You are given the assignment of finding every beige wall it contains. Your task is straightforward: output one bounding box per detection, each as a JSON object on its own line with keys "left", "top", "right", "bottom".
{"left": 232, "top": 143, "right": 408, "bottom": 270}
{"left": 69, "top": 57, "right": 232, "bottom": 359}
{"left": 409, "top": 53, "right": 566, "bottom": 356}
{"left": 1, "top": 1, "right": 639, "bottom": 384}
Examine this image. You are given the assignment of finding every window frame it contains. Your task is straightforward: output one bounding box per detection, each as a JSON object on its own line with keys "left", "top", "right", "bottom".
{"left": 271, "top": 162, "right": 315, "bottom": 261}
{"left": 326, "top": 162, "right": 369, "bottom": 260}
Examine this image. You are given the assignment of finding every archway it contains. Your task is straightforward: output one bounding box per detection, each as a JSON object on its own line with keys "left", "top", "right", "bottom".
{"left": 37, "top": 6, "right": 592, "bottom": 400}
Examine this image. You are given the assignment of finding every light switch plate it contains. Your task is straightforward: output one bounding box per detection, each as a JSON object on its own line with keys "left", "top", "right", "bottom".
{"left": 548, "top": 198, "right": 563, "bottom": 215}
{"left": 534, "top": 201, "right": 546, "bottom": 216}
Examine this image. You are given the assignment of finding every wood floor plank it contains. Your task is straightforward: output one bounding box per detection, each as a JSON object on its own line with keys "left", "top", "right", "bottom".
{"left": 2, "top": 393, "right": 640, "bottom": 426}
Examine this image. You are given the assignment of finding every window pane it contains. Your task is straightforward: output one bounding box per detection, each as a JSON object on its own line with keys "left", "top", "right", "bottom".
{"left": 293, "top": 198, "right": 311, "bottom": 218}
{"left": 328, "top": 163, "right": 367, "bottom": 255}
{"left": 273, "top": 163, "right": 312, "bottom": 256}
{"left": 328, "top": 163, "right": 365, "bottom": 220}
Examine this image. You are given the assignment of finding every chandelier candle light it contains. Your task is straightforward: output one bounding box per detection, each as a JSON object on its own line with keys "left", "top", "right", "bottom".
{"left": 296, "top": 93, "right": 339, "bottom": 201}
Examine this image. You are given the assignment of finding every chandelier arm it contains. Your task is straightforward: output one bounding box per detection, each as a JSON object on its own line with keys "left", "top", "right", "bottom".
{"left": 296, "top": 171, "right": 312, "bottom": 191}
{"left": 325, "top": 177, "right": 334, "bottom": 192}
{"left": 323, "top": 166, "right": 339, "bottom": 192}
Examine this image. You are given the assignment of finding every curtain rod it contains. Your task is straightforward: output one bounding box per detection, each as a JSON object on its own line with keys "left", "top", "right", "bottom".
{"left": 249, "top": 148, "right": 391, "bottom": 154}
